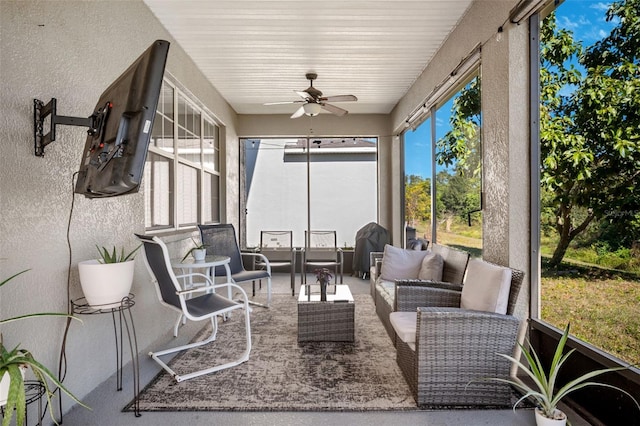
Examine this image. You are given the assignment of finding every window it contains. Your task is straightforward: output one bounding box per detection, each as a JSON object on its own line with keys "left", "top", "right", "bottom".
{"left": 145, "top": 79, "right": 221, "bottom": 230}
{"left": 536, "top": 0, "right": 640, "bottom": 365}
{"left": 403, "top": 74, "right": 482, "bottom": 256}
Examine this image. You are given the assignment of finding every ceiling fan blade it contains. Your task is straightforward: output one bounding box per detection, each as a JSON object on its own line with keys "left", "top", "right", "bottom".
{"left": 321, "top": 103, "right": 348, "bottom": 117}
{"left": 264, "top": 100, "right": 304, "bottom": 105}
{"left": 295, "top": 90, "right": 312, "bottom": 101}
{"left": 321, "top": 95, "right": 358, "bottom": 103}
{"left": 290, "top": 106, "right": 306, "bottom": 119}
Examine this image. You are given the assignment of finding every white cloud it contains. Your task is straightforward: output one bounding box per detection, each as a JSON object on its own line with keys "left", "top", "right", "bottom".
{"left": 590, "top": 2, "right": 611, "bottom": 12}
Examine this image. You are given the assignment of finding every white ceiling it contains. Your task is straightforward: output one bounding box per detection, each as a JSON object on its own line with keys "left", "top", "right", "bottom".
{"left": 143, "top": 0, "right": 474, "bottom": 116}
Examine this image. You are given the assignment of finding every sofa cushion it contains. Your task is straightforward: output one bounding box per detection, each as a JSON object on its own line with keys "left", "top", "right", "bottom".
{"left": 460, "top": 259, "right": 512, "bottom": 314}
{"left": 417, "top": 252, "right": 444, "bottom": 281}
{"left": 389, "top": 311, "right": 417, "bottom": 344}
{"left": 379, "top": 244, "right": 428, "bottom": 281}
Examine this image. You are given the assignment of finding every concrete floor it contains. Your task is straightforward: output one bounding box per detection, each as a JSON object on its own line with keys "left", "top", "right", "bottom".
{"left": 61, "top": 272, "right": 586, "bottom": 426}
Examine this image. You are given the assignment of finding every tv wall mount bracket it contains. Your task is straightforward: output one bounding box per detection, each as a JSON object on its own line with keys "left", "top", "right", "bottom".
{"left": 33, "top": 98, "right": 110, "bottom": 157}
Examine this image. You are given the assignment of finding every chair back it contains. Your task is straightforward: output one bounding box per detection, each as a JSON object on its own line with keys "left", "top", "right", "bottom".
{"left": 431, "top": 243, "right": 470, "bottom": 285}
{"left": 198, "top": 224, "right": 244, "bottom": 275}
{"left": 305, "top": 230, "right": 338, "bottom": 262}
{"left": 135, "top": 234, "right": 182, "bottom": 310}
{"left": 260, "top": 230, "right": 293, "bottom": 262}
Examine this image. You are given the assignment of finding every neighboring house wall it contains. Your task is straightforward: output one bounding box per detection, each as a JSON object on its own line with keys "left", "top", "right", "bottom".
{"left": 237, "top": 113, "right": 394, "bottom": 242}
{"left": 245, "top": 141, "right": 377, "bottom": 248}
{"left": 0, "top": 0, "right": 238, "bottom": 413}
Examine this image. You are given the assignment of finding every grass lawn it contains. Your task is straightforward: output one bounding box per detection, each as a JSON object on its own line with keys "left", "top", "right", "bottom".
{"left": 541, "top": 261, "right": 640, "bottom": 365}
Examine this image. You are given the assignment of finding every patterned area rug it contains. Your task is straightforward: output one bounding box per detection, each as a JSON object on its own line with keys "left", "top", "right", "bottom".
{"left": 126, "top": 294, "right": 416, "bottom": 412}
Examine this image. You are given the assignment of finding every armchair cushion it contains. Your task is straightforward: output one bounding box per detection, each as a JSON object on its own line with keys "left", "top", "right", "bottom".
{"left": 417, "top": 252, "right": 444, "bottom": 281}
{"left": 460, "top": 258, "right": 512, "bottom": 314}
{"left": 389, "top": 311, "right": 417, "bottom": 345}
{"left": 379, "top": 244, "right": 428, "bottom": 281}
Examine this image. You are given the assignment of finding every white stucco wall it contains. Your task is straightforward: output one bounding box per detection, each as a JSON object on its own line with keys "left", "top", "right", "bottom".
{"left": 245, "top": 142, "right": 377, "bottom": 248}
{"left": 0, "top": 0, "right": 238, "bottom": 414}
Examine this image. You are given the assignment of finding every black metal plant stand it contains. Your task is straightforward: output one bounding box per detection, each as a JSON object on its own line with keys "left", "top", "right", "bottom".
{"left": 70, "top": 294, "right": 141, "bottom": 417}
{"left": 0, "top": 380, "right": 46, "bottom": 426}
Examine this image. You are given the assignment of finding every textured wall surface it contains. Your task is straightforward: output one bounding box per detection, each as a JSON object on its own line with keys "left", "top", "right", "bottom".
{"left": 390, "top": 0, "right": 531, "bottom": 315}
{"left": 0, "top": 0, "right": 237, "bottom": 414}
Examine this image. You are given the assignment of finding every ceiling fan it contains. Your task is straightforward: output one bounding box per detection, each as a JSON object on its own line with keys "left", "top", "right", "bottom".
{"left": 264, "top": 73, "right": 358, "bottom": 119}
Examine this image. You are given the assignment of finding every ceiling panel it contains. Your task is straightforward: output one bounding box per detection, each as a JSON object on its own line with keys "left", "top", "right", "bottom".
{"left": 144, "top": 0, "right": 473, "bottom": 115}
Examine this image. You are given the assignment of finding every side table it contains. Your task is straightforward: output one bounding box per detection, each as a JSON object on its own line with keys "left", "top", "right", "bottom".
{"left": 297, "top": 284, "right": 355, "bottom": 342}
{"left": 70, "top": 294, "right": 140, "bottom": 417}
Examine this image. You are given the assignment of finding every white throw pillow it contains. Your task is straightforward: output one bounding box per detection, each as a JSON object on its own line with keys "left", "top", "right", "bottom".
{"left": 417, "top": 252, "right": 444, "bottom": 281}
{"left": 460, "top": 259, "right": 512, "bottom": 314}
{"left": 379, "top": 244, "right": 428, "bottom": 281}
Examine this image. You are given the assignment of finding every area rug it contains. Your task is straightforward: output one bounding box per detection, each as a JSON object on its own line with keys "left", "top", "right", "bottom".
{"left": 125, "top": 294, "right": 416, "bottom": 412}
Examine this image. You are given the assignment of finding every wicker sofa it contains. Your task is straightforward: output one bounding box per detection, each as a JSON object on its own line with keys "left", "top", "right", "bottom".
{"left": 390, "top": 259, "right": 525, "bottom": 407}
{"left": 371, "top": 243, "right": 470, "bottom": 344}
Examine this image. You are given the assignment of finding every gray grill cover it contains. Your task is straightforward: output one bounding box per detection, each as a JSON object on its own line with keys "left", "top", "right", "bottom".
{"left": 352, "top": 222, "right": 389, "bottom": 277}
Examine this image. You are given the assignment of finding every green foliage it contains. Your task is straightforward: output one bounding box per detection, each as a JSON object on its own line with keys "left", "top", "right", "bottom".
{"left": 0, "top": 270, "right": 88, "bottom": 426}
{"left": 96, "top": 244, "right": 141, "bottom": 264}
{"left": 487, "top": 324, "right": 639, "bottom": 420}
{"left": 540, "top": 2, "right": 640, "bottom": 267}
{"left": 404, "top": 175, "right": 432, "bottom": 228}
{"left": 436, "top": 78, "right": 482, "bottom": 179}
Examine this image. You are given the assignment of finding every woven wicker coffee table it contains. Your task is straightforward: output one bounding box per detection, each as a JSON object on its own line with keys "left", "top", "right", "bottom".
{"left": 297, "top": 284, "right": 355, "bottom": 342}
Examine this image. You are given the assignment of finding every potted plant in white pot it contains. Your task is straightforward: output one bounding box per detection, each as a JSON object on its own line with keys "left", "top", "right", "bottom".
{"left": 78, "top": 244, "right": 141, "bottom": 308}
{"left": 489, "top": 323, "right": 639, "bottom": 425}
{"left": 1, "top": 269, "right": 88, "bottom": 426}
{"left": 181, "top": 237, "right": 208, "bottom": 262}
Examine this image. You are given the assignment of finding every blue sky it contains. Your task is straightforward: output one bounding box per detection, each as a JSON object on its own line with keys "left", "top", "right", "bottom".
{"left": 403, "top": 0, "right": 617, "bottom": 179}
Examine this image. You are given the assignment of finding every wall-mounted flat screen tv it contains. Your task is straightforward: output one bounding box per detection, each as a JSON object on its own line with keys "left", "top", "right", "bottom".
{"left": 74, "top": 39, "right": 170, "bottom": 198}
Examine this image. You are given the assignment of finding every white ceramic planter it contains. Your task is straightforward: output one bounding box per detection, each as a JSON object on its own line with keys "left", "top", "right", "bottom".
{"left": 192, "top": 249, "right": 206, "bottom": 261}
{"left": 535, "top": 407, "right": 567, "bottom": 426}
{"left": 0, "top": 367, "right": 26, "bottom": 407}
{"left": 78, "top": 259, "right": 135, "bottom": 308}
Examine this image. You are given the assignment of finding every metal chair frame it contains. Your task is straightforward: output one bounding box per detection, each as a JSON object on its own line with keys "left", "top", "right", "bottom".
{"left": 136, "top": 234, "right": 251, "bottom": 382}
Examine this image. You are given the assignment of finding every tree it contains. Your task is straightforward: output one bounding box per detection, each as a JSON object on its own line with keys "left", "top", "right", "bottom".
{"left": 541, "top": 0, "right": 640, "bottom": 267}
{"left": 404, "top": 175, "right": 431, "bottom": 228}
{"left": 436, "top": 78, "right": 482, "bottom": 179}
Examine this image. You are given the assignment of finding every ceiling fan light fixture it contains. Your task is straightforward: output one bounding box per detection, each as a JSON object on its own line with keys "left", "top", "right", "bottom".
{"left": 303, "top": 102, "right": 322, "bottom": 116}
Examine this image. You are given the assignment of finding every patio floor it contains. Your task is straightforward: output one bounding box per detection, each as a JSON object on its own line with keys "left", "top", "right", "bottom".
{"left": 62, "top": 272, "right": 588, "bottom": 425}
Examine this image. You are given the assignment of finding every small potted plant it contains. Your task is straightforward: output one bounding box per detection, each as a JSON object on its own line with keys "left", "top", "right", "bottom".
{"left": 314, "top": 268, "right": 333, "bottom": 301}
{"left": 1, "top": 270, "right": 88, "bottom": 426}
{"left": 181, "top": 237, "right": 208, "bottom": 262}
{"left": 488, "top": 323, "right": 639, "bottom": 425}
{"left": 78, "top": 244, "right": 141, "bottom": 308}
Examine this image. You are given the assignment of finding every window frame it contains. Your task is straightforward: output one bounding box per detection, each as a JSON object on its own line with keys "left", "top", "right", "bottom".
{"left": 145, "top": 77, "right": 222, "bottom": 231}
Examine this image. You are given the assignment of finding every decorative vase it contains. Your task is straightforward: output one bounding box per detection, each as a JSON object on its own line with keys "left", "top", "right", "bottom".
{"left": 192, "top": 248, "right": 206, "bottom": 261}
{"left": 535, "top": 408, "right": 567, "bottom": 426}
{"left": 320, "top": 280, "right": 327, "bottom": 301}
{"left": 78, "top": 259, "right": 135, "bottom": 308}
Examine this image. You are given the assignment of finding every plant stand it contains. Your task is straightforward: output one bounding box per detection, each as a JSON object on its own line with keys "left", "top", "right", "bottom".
{"left": 0, "top": 381, "right": 45, "bottom": 425}
{"left": 70, "top": 294, "right": 141, "bottom": 417}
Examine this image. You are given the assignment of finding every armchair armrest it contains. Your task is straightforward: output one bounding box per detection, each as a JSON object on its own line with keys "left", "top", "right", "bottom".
{"left": 370, "top": 251, "right": 384, "bottom": 268}
{"left": 242, "top": 252, "right": 272, "bottom": 274}
{"left": 395, "top": 281, "right": 461, "bottom": 312}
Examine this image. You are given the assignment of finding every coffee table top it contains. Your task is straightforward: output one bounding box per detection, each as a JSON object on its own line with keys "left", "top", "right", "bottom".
{"left": 298, "top": 284, "right": 354, "bottom": 303}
